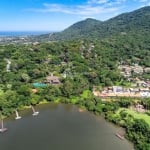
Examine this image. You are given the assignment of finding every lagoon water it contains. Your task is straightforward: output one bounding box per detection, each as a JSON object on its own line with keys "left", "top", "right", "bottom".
{"left": 0, "top": 103, "right": 133, "bottom": 150}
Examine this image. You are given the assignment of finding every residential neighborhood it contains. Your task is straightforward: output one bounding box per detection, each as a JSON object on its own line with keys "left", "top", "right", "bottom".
{"left": 93, "top": 63, "right": 150, "bottom": 98}
{"left": 93, "top": 81, "right": 150, "bottom": 98}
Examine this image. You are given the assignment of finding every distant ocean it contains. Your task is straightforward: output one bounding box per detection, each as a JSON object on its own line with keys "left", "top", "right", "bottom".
{"left": 0, "top": 31, "right": 51, "bottom": 37}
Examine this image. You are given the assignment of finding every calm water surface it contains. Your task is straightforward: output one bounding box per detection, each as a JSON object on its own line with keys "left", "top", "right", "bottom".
{"left": 0, "top": 103, "right": 133, "bottom": 150}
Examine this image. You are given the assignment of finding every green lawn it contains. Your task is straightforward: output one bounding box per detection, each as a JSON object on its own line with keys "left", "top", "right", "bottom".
{"left": 70, "top": 90, "right": 91, "bottom": 104}
{"left": 80, "top": 90, "right": 91, "bottom": 98}
{"left": 119, "top": 108, "right": 150, "bottom": 126}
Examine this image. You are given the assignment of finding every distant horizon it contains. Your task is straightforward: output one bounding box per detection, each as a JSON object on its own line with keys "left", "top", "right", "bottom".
{"left": 0, "top": 31, "right": 57, "bottom": 37}
{"left": 0, "top": 0, "right": 150, "bottom": 31}
{"left": 0, "top": 30, "right": 59, "bottom": 32}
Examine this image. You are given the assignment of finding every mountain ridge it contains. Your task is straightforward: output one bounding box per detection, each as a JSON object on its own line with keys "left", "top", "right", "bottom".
{"left": 46, "top": 6, "right": 150, "bottom": 41}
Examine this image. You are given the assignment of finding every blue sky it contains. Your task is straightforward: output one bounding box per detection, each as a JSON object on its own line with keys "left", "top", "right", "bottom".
{"left": 0, "top": 0, "right": 150, "bottom": 31}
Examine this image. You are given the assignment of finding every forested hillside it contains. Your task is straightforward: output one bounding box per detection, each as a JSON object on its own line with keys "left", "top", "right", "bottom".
{"left": 0, "top": 6, "right": 150, "bottom": 150}
{"left": 0, "top": 37, "right": 150, "bottom": 149}
{"left": 48, "top": 6, "right": 150, "bottom": 41}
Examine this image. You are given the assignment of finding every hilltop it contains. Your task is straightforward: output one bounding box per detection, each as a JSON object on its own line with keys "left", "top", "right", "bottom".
{"left": 47, "top": 6, "right": 150, "bottom": 41}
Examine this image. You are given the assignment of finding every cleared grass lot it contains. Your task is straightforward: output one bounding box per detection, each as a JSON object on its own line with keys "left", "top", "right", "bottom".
{"left": 118, "top": 108, "right": 150, "bottom": 126}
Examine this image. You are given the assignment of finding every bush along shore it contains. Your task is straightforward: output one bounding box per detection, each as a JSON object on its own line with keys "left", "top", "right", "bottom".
{"left": 0, "top": 86, "right": 150, "bottom": 150}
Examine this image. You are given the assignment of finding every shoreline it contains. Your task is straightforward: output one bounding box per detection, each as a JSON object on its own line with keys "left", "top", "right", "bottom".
{"left": 2, "top": 100, "right": 134, "bottom": 149}
{"left": 78, "top": 107, "right": 86, "bottom": 112}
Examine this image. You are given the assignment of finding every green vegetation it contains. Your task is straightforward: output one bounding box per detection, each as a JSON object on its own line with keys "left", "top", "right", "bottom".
{"left": 0, "top": 6, "right": 150, "bottom": 150}
{"left": 104, "top": 99, "right": 150, "bottom": 150}
{"left": 118, "top": 108, "right": 150, "bottom": 126}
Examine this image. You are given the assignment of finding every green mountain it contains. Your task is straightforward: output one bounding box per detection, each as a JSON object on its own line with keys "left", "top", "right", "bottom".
{"left": 48, "top": 6, "right": 150, "bottom": 41}
{"left": 49, "top": 18, "right": 102, "bottom": 40}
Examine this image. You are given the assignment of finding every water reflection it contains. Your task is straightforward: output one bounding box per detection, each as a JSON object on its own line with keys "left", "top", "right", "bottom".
{"left": 0, "top": 103, "right": 133, "bottom": 150}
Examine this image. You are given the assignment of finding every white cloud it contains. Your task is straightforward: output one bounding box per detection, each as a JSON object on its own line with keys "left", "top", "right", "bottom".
{"left": 26, "top": 0, "right": 125, "bottom": 17}
{"left": 87, "top": 0, "right": 127, "bottom": 5}
{"left": 135, "top": 0, "right": 150, "bottom": 2}
{"left": 25, "top": 0, "right": 150, "bottom": 19}
{"left": 139, "top": 0, "right": 148, "bottom": 2}
{"left": 138, "top": 0, "right": 150, "bottom": 7}
{"left": 87, "top": 0, "right": 109, "bottom": 4}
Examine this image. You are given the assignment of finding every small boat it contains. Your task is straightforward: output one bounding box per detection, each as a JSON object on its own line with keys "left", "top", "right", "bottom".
{"left": 32, "top": 111, "right": 39, "bottom": 116}
{"left": 0, "top": 114, "right": 7, "bottom": 133}
{"left": 115, "top": 133, "right": 124, "bottom": 140}
{"left": 31, "top": 105, "right": 39, "bottom": 116}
